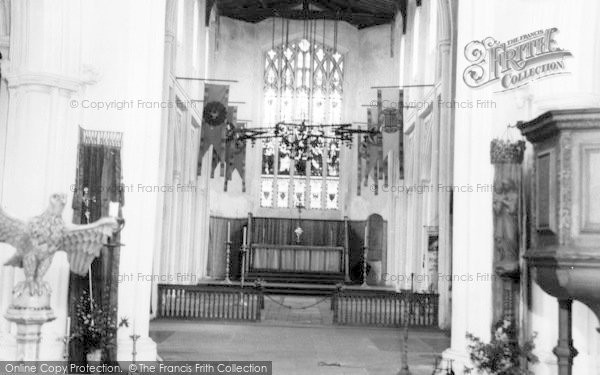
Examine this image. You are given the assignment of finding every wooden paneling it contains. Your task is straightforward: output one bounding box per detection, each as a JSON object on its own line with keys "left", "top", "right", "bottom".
{"left": 250, "top": 244, "right": 344, "bottom": 273}
{"left": 536, "top": 150, "right": 555, "bottom": 232}
{"left": 581, "top": 145, "right": 600, "bottom": 232}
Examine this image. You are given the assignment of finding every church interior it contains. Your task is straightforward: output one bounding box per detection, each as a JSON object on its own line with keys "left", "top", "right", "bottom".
{"left": 0, "top": 0, "right": 600, "bottom": 374}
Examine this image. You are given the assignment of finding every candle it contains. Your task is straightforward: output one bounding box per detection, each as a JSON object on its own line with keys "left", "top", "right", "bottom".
{"left": 66, "top": 317, "right": 71, "bottom": 337}
{"left": 364, "top": 224, "right": 369, "bottom": 246}
{"left": 109, "top": 201, "right": 119, "bottom": 217}
{"left": 227, "top": 221, "right": 231, "bottom": 243}
{"left": 242, "top": 227, "right": 247, "bottom": 246}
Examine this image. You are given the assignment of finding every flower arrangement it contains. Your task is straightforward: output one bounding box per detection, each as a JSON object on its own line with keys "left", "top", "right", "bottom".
{"left": 464, "top": 318, "right": 538, "bottom": 375}
{"left": 71, "top": 288, "right": 128, "bottom": 359}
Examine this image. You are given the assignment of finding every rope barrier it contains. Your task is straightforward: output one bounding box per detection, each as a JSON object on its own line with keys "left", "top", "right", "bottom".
{"left": 263, "top": 294, "right": 330, "bottom": 310}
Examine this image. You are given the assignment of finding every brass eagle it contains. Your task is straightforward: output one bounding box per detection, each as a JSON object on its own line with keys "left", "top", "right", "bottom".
{"left": 0, "top": 193, "right": 118, "bottom": 296}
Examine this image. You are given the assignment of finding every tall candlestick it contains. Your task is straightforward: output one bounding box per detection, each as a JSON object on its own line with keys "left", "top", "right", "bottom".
{"left": 225, "top": 221, "right": 232, "bottom": 284}
{"left": 241, "top": 226, "right": 248, "bottom": 291}
{"left": 362, "top": 224, "right": 369, "bottom": 288}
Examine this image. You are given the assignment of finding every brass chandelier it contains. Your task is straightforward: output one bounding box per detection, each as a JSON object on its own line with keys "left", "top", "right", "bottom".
{"left": 226, "top": 121, "right": 378, "bottom": 161}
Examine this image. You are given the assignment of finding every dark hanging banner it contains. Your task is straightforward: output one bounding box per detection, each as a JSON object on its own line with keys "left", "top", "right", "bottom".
{"left": 490, "top": 138, "right": 525, "bottom": 325}
{"left": 397, "top": 90, "right": 405, "bottom": 179}
{"left": 198, "top": 84, "right": 229, "bottom": 177}
{"left": 358, "top": 90, "right": 384, "bottom": 195}
{"left": 224, "top": 107, "right": 247, "bottom": 192}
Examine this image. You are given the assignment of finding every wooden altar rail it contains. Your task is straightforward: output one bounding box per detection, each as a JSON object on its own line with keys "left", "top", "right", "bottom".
{"left": 332, "top": 289, "right": 439, "bottom": 327}
{"left": 157, "top": 284, "right": 263, "bottom": 321}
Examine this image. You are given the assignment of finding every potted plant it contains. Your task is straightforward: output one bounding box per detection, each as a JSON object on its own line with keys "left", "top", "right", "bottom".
{"left": 464, "top": 318, "right": 538, "bottom": 375}
{"left": 71, "top": 289, "right": 127, "bottom": 362}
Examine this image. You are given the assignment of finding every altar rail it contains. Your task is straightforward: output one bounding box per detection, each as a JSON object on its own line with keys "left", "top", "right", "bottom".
{"left": 157, "top": 284, "right": 263, "bottom": 321}
{"left": 332, "top": 289, "right": 439, "bottom": 327}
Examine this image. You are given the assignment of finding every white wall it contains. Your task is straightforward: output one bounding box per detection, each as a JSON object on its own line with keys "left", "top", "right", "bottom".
{"left": 446, "top": 0, "right": 600, "bottom": 373}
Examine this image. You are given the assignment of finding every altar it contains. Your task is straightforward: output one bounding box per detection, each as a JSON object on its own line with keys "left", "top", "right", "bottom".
{"left": 248, "top": 244, "right": 345, "bottom": 280}
{"left": 242, "top": 215, "right": 350, "bottom": 284}
{"left": 206, "top": 213, "right": 388, "bottom": 285}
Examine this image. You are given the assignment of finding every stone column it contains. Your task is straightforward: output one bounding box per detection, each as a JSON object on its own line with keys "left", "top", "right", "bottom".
{"left": 0, "top": 0, "right": 13, "bottom": 358}
{"left": 0, "top": 0, "right": 93, "bottom": 360}
{"left": 435, "top": 0, "right": 456, "bottom": 330}
{"left": 150, "top": 0, "right": 177, "bottom": 320}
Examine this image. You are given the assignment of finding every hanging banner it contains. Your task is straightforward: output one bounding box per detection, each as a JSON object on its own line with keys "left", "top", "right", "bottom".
{"left": 382, "top": 90, "right": 404, "bottom": 179}
{"left": 358, "top": 91, "right": 384, "bottom": 195}
{"left": 224, "top": 107, "right": 247, "bottom": 192}
{"left": 198, "top": 84, "right": 229, "bottom": 177}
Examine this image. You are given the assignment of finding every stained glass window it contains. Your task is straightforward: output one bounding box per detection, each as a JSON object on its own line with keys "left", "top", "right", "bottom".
{"left": 261, "top": 39, "right": 343, "bottom": 209}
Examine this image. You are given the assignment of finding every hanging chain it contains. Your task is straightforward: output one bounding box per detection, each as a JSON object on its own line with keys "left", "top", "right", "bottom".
{"left": 263, "top": 294, "right": 330, "bottom": 310}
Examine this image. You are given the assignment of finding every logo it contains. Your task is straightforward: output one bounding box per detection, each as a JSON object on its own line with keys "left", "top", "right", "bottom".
{"left": 463, "top": 28, "right": 572, "bottom": 91}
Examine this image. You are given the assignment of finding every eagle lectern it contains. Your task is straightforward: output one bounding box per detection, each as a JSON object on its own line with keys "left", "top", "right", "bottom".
{"left": 0, "top": 193, "right": 118, "bottom": 360}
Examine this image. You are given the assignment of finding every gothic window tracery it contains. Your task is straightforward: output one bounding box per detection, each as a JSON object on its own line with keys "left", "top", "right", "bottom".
{"left": 261, "top": 39, "right": 343, "bottom": 209}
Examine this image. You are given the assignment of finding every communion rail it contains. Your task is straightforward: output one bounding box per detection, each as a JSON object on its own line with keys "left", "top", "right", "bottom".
{"left": 332, "top": 288, "right": 439, "bottom": 327}
{"left": 157, "top": 284, "right": 263, "bottom": 321}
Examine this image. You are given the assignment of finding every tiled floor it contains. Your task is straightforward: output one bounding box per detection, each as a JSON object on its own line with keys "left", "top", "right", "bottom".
{"left": 151, "top": 296, "right": 450, "bottom": 375}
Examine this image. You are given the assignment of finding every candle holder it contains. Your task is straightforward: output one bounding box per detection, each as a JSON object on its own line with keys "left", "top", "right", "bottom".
{"left": 59, "top": 334, "right": 71, "bottom": 361}
{"left": 398, "top": 273, "right": 414, "bottom": 375}
{"left": 105, "top": 217, "right": 126, "bottom": 248}
{"left": 361, "top": 245, "right": 369, "bottom": 288}
{"left": 130, "top": 332, "right": 141, "bottom": 363}
{"left": 224, "top": 240, "right": 232, "bottom": 284}
{"left": 240, "top": 242, "right": 248, "bottom": 289}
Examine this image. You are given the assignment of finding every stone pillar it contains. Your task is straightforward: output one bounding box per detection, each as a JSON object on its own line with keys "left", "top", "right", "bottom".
{"left": 0, "top": 0, "right": 92, "bottom": 360}
{"left": 435, "top": 0, "right": 456, "bottom": 330}
{"left": 150, "top": 0, "right": 177, "bottom": 320}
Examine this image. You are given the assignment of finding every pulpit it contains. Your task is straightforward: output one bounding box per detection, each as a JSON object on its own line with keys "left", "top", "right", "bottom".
{"left": 518, "top": 108, "right": 600, "bottom": 375}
